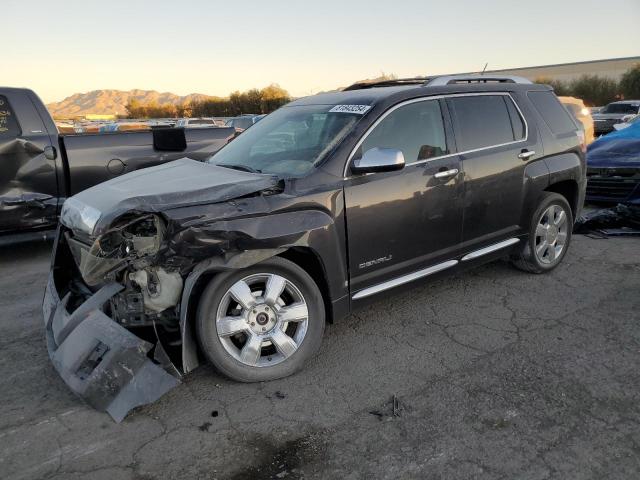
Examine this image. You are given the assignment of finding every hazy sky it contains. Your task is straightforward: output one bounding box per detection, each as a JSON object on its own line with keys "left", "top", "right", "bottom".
{"left": 5, "top": 0, "right": 640, "bottom": 103}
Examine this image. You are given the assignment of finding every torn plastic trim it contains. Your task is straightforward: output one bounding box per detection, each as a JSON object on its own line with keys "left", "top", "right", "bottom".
{"left": 43, "top": 274, "right": 180, "bottom": 422}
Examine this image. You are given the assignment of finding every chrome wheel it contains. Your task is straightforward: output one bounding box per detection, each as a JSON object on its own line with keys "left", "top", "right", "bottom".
{"left": 534, "top": 204, "right": 568, "bottom": 265}
{"left": 215, "top": 273, "right": 309, "bottom": 367}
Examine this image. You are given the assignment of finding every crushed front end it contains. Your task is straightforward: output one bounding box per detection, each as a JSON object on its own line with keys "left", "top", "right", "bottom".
{"left": 43, "top": 215, "right": 183, "bottom": 422}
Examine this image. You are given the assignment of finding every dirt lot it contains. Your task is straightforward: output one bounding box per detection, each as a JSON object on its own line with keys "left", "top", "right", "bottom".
{"left": 0, "top": 235, "right": 638, "bottom": 480}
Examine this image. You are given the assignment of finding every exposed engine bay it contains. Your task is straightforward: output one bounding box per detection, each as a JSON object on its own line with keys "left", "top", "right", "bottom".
{"left": 65, "top": 214, "right": 183, "bottom": 329}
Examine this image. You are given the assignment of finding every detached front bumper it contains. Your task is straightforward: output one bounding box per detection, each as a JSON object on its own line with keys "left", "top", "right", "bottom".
{"left": 42, "top": 240, "right": 180, "bottom": 422}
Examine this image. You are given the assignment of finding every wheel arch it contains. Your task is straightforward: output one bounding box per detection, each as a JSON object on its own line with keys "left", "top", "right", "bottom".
{"left": 545, "top": 179, "right": 579, "bottom": 219}
{"left": 178, "top": 246, "right": 334, "bottom": 374}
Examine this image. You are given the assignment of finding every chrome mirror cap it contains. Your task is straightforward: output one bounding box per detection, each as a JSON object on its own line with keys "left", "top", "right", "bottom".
{"left": 351, "top": 147, "right": 405, "bottom": 174}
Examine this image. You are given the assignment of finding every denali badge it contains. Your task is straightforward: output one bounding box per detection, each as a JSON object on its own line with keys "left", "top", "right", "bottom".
{"left": 359, "top": 255, "right": 393, "bottom": 269}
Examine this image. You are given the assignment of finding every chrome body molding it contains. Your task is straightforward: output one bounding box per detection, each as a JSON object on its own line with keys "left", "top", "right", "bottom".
{"left": 352, "top": 260, "right": 458, "bottom": 300}
{"left": 460, "top": 238, "right": 520, "bottom": 262}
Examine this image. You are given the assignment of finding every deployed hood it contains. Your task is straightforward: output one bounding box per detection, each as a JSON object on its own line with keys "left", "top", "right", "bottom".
{"left": 60, "top": 158, "right": 278, "bottom": 235}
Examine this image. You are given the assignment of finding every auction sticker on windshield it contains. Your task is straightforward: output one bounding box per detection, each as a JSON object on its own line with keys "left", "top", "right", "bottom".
{"left": 329, "top": 105, "right": 371, "bottom": 114}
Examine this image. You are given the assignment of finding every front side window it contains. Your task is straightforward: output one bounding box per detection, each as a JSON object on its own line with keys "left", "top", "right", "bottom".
{"left": 357, "top": 100, "right": 448, "bottom": 164}
{"left": 209, "top": 105, "right": 364, "bottom": 177}
{"left": 448, "top": 95, "right": 520, "bottom": 151}
{"left": 0, "top": 95, "right": 21, "bottom": 139}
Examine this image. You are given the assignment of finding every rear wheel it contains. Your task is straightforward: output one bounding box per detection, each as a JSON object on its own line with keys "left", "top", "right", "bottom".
{"left": 196, "top": 257, "right": 325, "bottom": 382}
{"left": 511, "top": 192, "right": 573, "bottom": 274}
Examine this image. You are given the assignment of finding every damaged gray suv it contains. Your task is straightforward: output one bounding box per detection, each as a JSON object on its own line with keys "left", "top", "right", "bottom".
{"left": 44, "top": 75, "right": 586, "bottom": 420}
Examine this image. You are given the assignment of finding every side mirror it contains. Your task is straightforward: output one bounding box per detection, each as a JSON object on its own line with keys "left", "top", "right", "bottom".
{"left": 351, "top": 147, "right": 405, "bottom": 174}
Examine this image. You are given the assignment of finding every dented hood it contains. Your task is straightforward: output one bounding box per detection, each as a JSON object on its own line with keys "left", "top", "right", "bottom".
{"left": 60, "top": 158, "right": 278, "bottom": 236}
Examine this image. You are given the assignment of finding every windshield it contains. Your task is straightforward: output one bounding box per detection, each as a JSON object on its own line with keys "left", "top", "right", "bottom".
{"left": 208, "top": 105, "right": 364, "bottom": 177}
{"left": 602, "top": 103, "right": 639, "bottom": 114}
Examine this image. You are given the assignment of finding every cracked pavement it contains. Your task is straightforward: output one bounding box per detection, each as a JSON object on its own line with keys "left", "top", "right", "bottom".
{"left": 0, "top": 235, "right": 638, "bottom": 479}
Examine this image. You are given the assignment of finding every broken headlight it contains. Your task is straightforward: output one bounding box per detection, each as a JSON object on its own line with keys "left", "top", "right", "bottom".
{"left": 68, "top": 214, "right": 165, "bottom": 286}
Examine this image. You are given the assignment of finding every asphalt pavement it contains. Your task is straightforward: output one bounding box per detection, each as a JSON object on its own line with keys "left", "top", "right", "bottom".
{"left": 0, "top": 235, "right": 638, "bottom": 479}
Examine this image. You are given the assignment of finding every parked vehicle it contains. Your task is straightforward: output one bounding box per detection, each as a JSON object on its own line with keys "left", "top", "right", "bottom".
{"left": 226, "top": 114, "right": 266, "bottom": 132}
{"left": 592, "top": 100, "right": 640, "bottom": 135}
{"left": 559, "top": 96, "right": 594, "bottom": 144}
{"left": 613, "top": 114, "right": 640, "bottom": 131}
{"left": 586, "top": 121, "right": 640, "bottom": 203}
{"left": 174, "top": 117, "right": 226, "bottom": 128}
{"left": 44, "top": 75, "right": 586, "bottom": 420}
{"left": 0, "top": 87, "right": 235, "bottom": 239}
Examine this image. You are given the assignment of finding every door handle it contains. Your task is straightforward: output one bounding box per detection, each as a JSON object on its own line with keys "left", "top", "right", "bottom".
{"left": 518, "top": 150, "right": 535, "bottom": 160}
{"left": 434, "top": 168, "right": 459, "bottom": 179}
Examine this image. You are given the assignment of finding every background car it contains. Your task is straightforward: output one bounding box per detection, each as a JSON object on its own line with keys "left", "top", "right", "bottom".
{"left": 175, "top": 118, "right": 226, "bottom": 128}
{"left": 586, "top": 121, "right": 640, "bottom": 204}
{"left": 592, "top": 100, "right": 640, "bottom": 136}
{"left": 613, "top": 114, "right": 640, "bottom": 131}
{"left": 559, "top": 96, "right": 594, "bottom": 143}
{"left": 226, "top": 114, "right": 266, "bottom": 132}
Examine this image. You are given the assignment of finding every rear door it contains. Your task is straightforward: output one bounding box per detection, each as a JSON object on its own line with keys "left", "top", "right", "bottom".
{"left": 0, "top": 91, "right": 60, "bottom": 232}
{"left": 446, "top": 93, "right": 541, "bottom": 249}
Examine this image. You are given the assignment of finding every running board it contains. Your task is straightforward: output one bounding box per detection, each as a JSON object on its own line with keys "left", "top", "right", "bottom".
{"left": 460, "top": 237, "right": 520, "bottom": 262}
{"left": 352, "top": 260, "right": 458, "bottom": 300}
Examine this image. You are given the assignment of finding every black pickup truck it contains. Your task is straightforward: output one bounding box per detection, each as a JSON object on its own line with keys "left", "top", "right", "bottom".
{"left": 0, "top": 87, "right": 234, "bottom": 239}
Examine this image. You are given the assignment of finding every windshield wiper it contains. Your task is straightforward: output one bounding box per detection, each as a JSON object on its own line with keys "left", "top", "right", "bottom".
{"left": 216, "top": 164, "right": 262, "bottom": 174}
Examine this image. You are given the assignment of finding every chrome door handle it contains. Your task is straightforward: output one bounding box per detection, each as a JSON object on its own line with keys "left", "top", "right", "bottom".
{"left": 518, "top": 150, "right": 535, "bottom": 160}
{"left": 434, "top": 168, "right": 459, "bottom": 179}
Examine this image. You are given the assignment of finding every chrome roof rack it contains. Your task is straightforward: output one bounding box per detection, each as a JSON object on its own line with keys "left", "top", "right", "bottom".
{"left": 424, "top": 75, "right": 533, "bottom": 86}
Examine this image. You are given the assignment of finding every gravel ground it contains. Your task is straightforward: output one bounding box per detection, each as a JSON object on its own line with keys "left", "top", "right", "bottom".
{"left": 0, "top": 235, "right": 638, "bottom": 480}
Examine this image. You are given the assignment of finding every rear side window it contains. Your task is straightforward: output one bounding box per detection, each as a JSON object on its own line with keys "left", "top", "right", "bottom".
{"left": 0, "top": 95, "right": 21, "bottom": 139}
{"left": 528, "top": 91, "right": 577, "bottom": 135}
{"left": 447, "top": 95, "right": 520, "bottom": 151}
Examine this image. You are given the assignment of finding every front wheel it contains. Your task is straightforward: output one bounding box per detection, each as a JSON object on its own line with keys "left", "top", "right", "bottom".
{"left": 511, "top": 192, "right": 573, "bottom": 274}
{"left": 196, "top": 257, "right": 325, "bottom": 382}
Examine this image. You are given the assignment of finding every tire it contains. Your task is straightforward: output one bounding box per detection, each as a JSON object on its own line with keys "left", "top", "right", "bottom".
{"left": 196, "top": 256, "right": 325, "bottom": 382}
{"left": 511, "top": 192, "right": 573, "bottom": 274}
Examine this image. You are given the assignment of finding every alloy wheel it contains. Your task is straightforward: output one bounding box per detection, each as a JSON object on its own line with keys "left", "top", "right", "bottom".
{"left": 534, "top": 204, "right": 568, "bottom": 265}
{"left": 215, "top": 273, "right": 309, "bottom": 367}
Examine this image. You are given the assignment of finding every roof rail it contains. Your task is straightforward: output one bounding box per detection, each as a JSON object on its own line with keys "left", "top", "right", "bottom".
{"left": 343, "top": 77, "right": 431, "bottom": 91}
{"left": 424, "top": 75, "right": 533, "bottom": 86}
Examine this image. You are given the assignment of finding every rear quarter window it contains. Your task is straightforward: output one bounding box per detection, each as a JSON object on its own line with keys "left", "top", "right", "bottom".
{"left": 0, "top": 95, "right": 21, "bottom": 139}
{"left": 528, "top": 91, "right": 577, "bottom": 135}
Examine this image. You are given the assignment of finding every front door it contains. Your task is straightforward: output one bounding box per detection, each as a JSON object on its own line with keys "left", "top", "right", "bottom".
{"left": 0, "top": 91, "right": 60, "bottom": 233}
{"left": 344, "top": 98, "right": 464, "bottom": 296}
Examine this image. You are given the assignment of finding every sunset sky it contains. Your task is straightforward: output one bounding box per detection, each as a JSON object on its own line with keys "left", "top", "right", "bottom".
{"left": 5, "top": 0, "right": 640, "bottom": 103}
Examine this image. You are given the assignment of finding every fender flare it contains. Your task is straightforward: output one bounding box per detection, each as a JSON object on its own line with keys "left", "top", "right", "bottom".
{"left": 178, "top": 248, "right": 286, "bottom": 373}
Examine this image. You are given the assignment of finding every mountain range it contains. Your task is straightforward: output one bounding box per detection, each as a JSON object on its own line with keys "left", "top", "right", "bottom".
{"left": 46, "top": 89, "right": 214, "bottom": 118}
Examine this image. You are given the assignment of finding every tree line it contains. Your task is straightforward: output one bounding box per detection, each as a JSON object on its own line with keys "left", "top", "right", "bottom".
{"left": 536, "top": 64, "right": 640, "bottom": 106}
{"left": 124, "top": 84, "right": 291, "bottom": 118}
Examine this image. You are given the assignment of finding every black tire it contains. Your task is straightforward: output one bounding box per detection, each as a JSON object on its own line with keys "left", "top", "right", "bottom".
{"left": 511, "top": 192, "right": 573, "bottom": 274}
{"left": 196, "top": 256, "right": 325, "bottom": 382}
